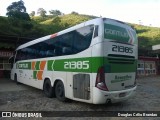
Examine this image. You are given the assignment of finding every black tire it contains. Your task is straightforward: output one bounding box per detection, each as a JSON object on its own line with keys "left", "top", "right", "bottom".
{"left": 55, "top": 81, "right": 67, "bottom": 102}
{"left": 14, "top": 74, "right": 19, "bottom": 84}
{"left": 43, "top": 79, "right": 54, "bottom": 98}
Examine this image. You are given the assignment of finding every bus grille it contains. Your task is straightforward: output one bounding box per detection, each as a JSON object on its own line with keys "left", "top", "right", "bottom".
{"left": 107, "top": 54, "right": 135, "bottom": 64}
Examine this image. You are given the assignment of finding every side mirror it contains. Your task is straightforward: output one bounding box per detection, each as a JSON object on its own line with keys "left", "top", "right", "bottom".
{"left": 9, "top": 56, "right": 14, "bottom": 69}
{"left": 9, "top": 56, "right": 14, "bottom": 63}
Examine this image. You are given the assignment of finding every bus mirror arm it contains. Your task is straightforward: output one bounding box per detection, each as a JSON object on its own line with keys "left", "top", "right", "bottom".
{"left": 9, "top": 56, "right": 14, "bottom": 63}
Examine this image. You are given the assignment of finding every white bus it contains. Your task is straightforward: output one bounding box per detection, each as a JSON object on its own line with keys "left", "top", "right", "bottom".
{"left": 10, "top": 18, "right": 137, "bottom": 104}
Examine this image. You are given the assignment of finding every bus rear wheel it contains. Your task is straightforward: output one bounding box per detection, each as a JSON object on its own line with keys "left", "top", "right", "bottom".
{"left": 43, "top": 79, "right": 54, "bottom": 98}
{"left": 55, "top": 81, "right": 67, "bottom": 102}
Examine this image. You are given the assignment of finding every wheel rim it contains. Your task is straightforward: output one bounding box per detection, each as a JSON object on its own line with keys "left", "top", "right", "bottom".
{"left": 56, "top": 83, "right": 64, "bottom": 97}
{"left": 45, "top": 83, "right": 50, "bottom": 93}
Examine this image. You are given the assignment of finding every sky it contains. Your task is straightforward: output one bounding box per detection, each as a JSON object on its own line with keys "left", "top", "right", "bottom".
{"left": 0, "top": 0, "right": 160, "bottom": 27}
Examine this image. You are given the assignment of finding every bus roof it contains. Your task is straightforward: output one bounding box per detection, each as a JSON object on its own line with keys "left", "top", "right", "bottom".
{"left": 16, "top": 18, "right": 102, "bottom": 50}
{"left": 16, "top": 17, "right": 133, "bottom": 50}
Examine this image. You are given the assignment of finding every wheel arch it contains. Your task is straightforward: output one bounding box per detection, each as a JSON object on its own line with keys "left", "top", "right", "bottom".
{"left": 43, "top": 77, "right": 52, "bottom": 89}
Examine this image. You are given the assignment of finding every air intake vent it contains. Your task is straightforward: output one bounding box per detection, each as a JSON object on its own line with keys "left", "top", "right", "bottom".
{"left": 108, "top": 54, "right": 135, "bottom": 64}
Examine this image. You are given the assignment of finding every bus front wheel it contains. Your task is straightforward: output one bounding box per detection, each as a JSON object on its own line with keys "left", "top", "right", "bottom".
{"left": 43, "top": 79, "right": 54, "bottom": 98}
{"left": 14, "top": 74, "right": 19, "bottom": 84}
{"left": 55, "top": 81, "right": 67, "bottom": 102}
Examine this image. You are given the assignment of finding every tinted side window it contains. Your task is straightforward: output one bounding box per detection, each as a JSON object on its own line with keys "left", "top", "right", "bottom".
{"left": 49, "top": 25, "right": 94, "bottom": 56}
{"left": 44, "top": 32, "right": 74, "bottom": 57}
{"left": 15, "top": 49, "right": 25, "bottom": 61}
{"left": 15, "top": 25, "right": 94, "bottom": 61}
{"left": 24, "top": 46, "right": 36, "bottom": 59}
{"left": 73, "top": 25, "right": 94, "bottom": 53}
{"left": 55, "top": 33, "right": 74, "bottom": 56}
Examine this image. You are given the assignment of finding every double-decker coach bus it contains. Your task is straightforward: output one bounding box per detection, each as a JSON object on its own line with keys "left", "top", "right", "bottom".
{"left": 10, "top": 18, "right": 138, "bottom": 104}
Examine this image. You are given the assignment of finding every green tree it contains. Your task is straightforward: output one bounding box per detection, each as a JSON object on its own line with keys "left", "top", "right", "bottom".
{"left": 37, "top": 8, "right": 47, "bottom": 18}
{"left": 6, "top": 0, "right": 30, "bottom": 21}
{"left": 49, "top": 10, "right": 62, "bottom": 16}
{"left": 52, "top": 16, "right": 61, "bottom": 23}
{"left": 30, "top": 11, "right": 35, "bottom": 17}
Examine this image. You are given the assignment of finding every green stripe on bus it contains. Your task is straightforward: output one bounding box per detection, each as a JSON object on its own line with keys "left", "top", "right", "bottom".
{"left": 17, "top": 57, "right": 137, "bottom": 73}
{"left": 35, "top": 61, "right": 40, "bottom": 70}
{"left": 47, "top": 57, "right": 103, "bottom": 73}
{"left": 33, "top": 71, "right": 37, "bottom": 79}
{"left": 104, "top": 58, "right": 137, "bottom": 73}
{"left": 47, "top": 57, "right": 136, "bottom": 73}
{"left": 47, "top": 60, "right": 53, "bottom": 71}
{"left": 104, "top": 62, "right": 137, "bottom": 73}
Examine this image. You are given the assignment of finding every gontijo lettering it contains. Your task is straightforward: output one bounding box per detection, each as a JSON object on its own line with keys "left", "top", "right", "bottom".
{"left": 18, "top": 62, "right": 31, "bottom": 69}
{"left": 105, "top": 28, "right": 129, "bottom": 38}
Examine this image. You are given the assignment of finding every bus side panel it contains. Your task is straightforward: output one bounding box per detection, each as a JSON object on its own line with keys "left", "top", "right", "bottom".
{"left": 40, "top": 70, "right": 53, "bottom": 89}
{"left": 91, "top": 42, "right": 104, "bottom": 103}
{"left": 64, "top": 48, "right": 93, "bottom": 103}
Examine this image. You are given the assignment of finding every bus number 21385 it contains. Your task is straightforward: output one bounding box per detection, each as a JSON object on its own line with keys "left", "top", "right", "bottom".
{"left": 64, "top": 61, "right": 89, "bottom": 69}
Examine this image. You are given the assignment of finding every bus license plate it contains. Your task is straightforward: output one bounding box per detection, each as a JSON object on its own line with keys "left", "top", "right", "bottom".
{"left": 119, "top": 92, "right": 126, "bottom": 97}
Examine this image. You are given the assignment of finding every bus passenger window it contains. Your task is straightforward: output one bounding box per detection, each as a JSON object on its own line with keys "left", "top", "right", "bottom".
{"left": 73, "top": 25, "right": 94, "bottom": 53}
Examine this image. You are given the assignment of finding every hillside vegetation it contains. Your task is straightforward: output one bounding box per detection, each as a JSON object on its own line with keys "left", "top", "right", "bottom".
{"left": 131, "top": 24, "right": 160, "bottom": 49}
{"left": 0, "top": 14, "right": 160, "bottom": 49}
